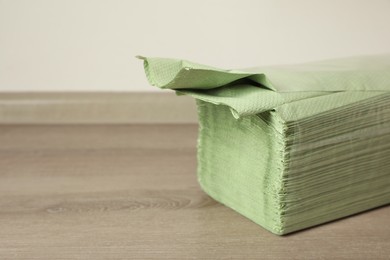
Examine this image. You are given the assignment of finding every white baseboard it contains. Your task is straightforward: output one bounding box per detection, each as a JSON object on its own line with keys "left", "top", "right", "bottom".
{"left": 0, "top": 92, "right": 198, "bottom": 124}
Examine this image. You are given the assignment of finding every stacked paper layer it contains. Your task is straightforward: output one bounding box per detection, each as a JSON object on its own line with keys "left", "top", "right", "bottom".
{"left": 139, "top": 55, "right": 390, "bottom": 235}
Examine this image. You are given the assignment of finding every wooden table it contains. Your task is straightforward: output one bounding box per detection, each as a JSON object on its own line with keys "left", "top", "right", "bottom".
{"left": 0, "top": 125, "right": 389, "bottom": 259}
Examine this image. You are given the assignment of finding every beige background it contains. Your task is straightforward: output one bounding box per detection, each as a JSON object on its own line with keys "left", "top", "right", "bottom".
{"left": 1, "top": 0, "right": 390, "bottom": 92}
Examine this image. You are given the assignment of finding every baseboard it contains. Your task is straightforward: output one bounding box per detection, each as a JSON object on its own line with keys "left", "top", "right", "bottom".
{"left": 0, "top": 92, "right": 198, "bottom": 124}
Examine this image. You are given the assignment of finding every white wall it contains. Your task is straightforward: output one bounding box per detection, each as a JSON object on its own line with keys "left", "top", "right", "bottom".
{"left": 1, "top": 0, "right": 390, "bottom": 92}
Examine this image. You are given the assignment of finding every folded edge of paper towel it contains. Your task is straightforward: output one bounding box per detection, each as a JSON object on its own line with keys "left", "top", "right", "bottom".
{"left": 138, "top": 55, "right": 389, "bottom": 119}
{"left": 138, "top": 54, "right": 390, "bottom": 93}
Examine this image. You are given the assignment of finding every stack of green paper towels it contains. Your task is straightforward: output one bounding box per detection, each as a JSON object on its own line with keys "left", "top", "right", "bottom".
{"left": 139, "top": 55, "right": 390, "bottom": 235}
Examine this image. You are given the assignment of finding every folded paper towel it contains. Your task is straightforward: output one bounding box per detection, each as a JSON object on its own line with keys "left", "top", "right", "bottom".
{"left": 139, "top": 54, "right": 390, "bottom": 235}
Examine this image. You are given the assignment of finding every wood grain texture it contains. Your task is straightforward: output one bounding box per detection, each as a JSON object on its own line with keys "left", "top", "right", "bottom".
{"left": 0, "top": 92, "right": 197, "bottom": 124}
{"left": 0, "top": 124, "right": 389, "bottom": 259}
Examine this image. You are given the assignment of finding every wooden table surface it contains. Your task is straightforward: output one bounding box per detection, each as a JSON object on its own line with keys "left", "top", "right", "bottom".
{"left": 0, "top": 125, "right": 389, "bottom": 259}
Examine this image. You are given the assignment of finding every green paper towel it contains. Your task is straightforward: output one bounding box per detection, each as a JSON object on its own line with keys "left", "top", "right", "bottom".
{"left": 139, "top": 55, "right": 390, "bottom": 235}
